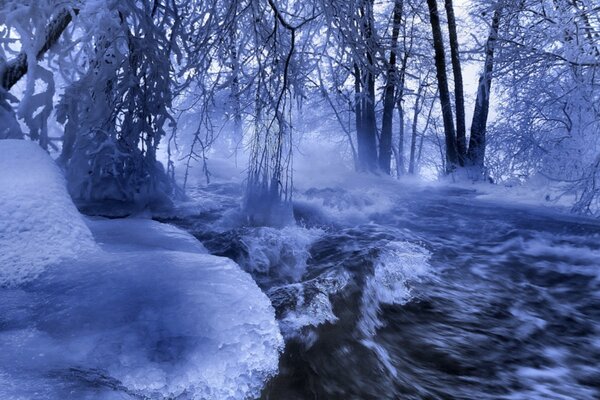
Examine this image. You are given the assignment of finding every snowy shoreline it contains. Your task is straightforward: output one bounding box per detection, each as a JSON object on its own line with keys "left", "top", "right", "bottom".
{"left": 0, "top": 140, "right": 283, "bottom": 399}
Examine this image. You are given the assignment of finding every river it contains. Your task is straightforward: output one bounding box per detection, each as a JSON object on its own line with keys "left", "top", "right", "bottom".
{"left": 161, "top": 181, "right": 600, "bottom": 400}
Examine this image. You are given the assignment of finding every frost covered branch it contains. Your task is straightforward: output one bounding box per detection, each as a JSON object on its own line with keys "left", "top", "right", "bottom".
{"left": 1, "top": 8, "right": 77, "bottom": 90}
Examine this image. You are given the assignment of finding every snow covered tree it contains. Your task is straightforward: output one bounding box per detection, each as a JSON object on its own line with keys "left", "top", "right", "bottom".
{"left": 0, "top": 2, "right": 77, "bottom": 145}
{"left": 488, "top": 0, "right": 600, "bottom": 212}
{"left": 243, "top": 0, "right": 321, "bottom": 225}
{"left": 56, "top": 0, "right": 178, "bottom": 211}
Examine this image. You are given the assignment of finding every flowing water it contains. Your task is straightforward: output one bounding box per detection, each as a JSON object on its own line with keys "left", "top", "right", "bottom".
{"left": 161, "top": 181, "right": 600, "bottom": 400}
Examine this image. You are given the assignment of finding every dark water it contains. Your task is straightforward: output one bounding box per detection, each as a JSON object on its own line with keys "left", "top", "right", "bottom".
{"left": 162, "top": 183, "right": 600, "bottom": 400}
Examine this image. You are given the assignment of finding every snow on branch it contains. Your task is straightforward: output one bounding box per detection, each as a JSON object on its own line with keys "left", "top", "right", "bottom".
{"left": 0, "top": 7, "right": 78, "bottom": 90}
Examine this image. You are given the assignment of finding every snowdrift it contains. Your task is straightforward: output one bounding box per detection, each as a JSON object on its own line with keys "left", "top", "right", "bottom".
{"left": 0, "top": 140, "right": 283, "bottom": 399}
{"left": 0, "top": 140, "right": 97, "bottom": 286}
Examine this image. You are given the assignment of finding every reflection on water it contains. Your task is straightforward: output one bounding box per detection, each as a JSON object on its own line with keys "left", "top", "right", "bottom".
{"left": 163, "top": 183, "right": 600, "bottom": 400}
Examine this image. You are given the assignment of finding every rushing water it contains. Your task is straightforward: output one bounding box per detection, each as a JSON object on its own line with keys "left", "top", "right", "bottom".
{"left": 161, "top": 181, "right": 600, "bottom": 400}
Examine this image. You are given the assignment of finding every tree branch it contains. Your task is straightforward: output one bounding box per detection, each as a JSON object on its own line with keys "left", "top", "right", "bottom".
{"left": 1, "top": 8, "right": 78, "bottom": 90}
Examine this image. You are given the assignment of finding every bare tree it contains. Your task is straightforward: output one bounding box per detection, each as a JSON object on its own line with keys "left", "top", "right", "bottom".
{"left": 426, "top": 0, "right": 459, "bottom": 171}
{"left": 466, "top": 5, "right": 502, "bottom": 177}
{"left": 378, "top": 0, "right": 404, "bottom": 174}
{"left": 444, "top": 0, "right": 467, "bottom": 164}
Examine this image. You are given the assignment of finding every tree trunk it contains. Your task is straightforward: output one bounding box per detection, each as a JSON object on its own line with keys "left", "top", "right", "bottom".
{"left": 417, "top": 90, "right": 438, "bottom": 170}
{"left": 409, "top": 83, "right": 425, "bottom": 174}
{"left": 426, "top": 0, "right": 459, "bottom": 172}
{"left": 397, "top": 100, "right": 406, "bottom": 175}
{"left": 356, "top": 0, "right": 378, "bottom": 172}
{"left": 362, "top": 64, "right": 378, "bottom": 172}
{"left": 1, "top": 8, "right": 77, "bottom": 90}
{"left": 466, "top": 6, "right": 501, "bottom": 176}
{"left": 444, "top": 0, "right": 466, "bottom": 165}
{"left": 378, "top": 0, "right": 403, "bottom": 174}
{"left": 395, "top": 34, "right": 411, "bottom": 176}
{"left": 354, "top": 63, "right": 367, "bottom": 171}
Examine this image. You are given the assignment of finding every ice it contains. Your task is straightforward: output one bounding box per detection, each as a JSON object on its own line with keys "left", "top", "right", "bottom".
{"left": 0, "top": 139, "right": 97, "bottom": 286}
{"left": 86, "top": 217, "right": 208, "bottom": 254}
{"left": 0, "top": 250, "right": 284, "bottom": 399}
{"left": 0, "top": 140, "right": 284, "bottom": 399}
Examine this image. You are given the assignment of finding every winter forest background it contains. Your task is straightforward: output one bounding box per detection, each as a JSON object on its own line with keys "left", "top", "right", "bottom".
{"left": 1, "top": 0, "right": 599, "bottom": 217}
{"left": 2, "top": 1, "right": 600, "bottom": 399}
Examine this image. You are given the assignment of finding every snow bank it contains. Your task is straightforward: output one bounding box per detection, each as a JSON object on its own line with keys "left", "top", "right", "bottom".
{"left": 0, "top": 248, "right": 284, "bottom": 399}
{"left": 0, "top": 139, "right": 97, "bottom": 286}
{"left": 86, "top": 217, "right": 208, "bottom": 254}
{"left": 0, "top": 140, "right": 283, "bottom": 399}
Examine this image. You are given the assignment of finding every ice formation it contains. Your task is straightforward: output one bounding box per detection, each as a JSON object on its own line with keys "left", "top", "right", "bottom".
{"left": 0, "top": 140, "right": 283, "bottom": 399}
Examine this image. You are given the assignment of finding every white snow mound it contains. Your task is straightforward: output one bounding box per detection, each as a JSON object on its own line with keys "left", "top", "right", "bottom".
{"left": 0, "top": 139, "right": 97, "bottom": 286}
{"left": 0, "top": 140, "right": 283, "bottom": 399}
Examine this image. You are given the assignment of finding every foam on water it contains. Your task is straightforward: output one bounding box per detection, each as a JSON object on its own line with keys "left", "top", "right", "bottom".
{"left": 503, "top": 361, "right": 599, "bottom": 400}
{"left": 295, "top": 186, "right": 395, "bottom": 226}
{"left": 147, "top": 173, "right": 600, "bottom": 398}
{"left": 268, "top": 269, "right": 351, "bottom": 340}
{"left": 357, "top": 241, "right": 431, "bottom": 377}
{"left": 238, "top": 226, "right": 323, "bottom": 282}
{"left": 358, "top": 241, "right": 431, "bottom": 338}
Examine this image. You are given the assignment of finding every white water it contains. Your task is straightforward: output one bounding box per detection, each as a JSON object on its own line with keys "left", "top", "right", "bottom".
{"left": 163, "top": 177, "right": 600, "bottom": 399}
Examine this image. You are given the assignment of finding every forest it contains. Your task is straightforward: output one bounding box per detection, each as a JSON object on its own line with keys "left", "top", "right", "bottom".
{"left": 1, "top": 0, "right": 600, "bottom": 399}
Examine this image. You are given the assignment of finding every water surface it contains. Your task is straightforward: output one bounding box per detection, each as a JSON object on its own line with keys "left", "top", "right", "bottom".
{"left": 163, "top": 183, "right": 600, "bottom": 400}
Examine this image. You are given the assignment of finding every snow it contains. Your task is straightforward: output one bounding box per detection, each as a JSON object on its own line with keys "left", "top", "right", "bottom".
{"left": 0, "top": 140, "right": 284, "bottom": 399}
{"left": 86, "top": 217, "right": 208, "bottom": 254}
{"left": 0, "top": 139, "right": 97, "bottom": 286}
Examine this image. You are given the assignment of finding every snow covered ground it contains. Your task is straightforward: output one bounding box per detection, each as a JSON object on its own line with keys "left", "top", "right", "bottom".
{"left": 0, "top": 140, "right": 283, "bottom": 399}
{"left": 0, "top": 140, "right": 98, "bottom": 286}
